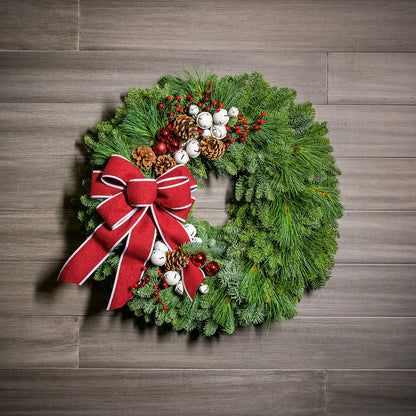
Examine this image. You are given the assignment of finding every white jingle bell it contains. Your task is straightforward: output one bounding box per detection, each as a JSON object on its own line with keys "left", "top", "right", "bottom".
{"left": 192, "top": 236, "right": 202, "bottom": 244}
{"left": 211, "top": 124, "right": 227, "bottom": 140}
{"left": 228, "top": 107, "right": 239, "bottom": 118}
{"left": 150, "top": 250, "right": 166, "bottom": 266}
{"left": 188, "top": 104, "right": 199, "bottom": 117}
{"left": 164, "top": 270, "right": 181, "bottom": 286}
{"left": 196, "top": 112, "right": 213, "bottom": 129}
{"left": 175, "top": 281, "right": 184, "bottom": 295}
{"left": 154, "top": 240, "right": 169, "bottom": 253}
{"left": 201, "top": 129, "right": 211, "bottom": 137}
{"left": 184, "top": 223, "right": 197, "bottom": 239}
{"left": 199, "top": 284, "right": 209, "bottom": 294}
{"left": 186, "top": 140, "right": 200, "bottom": 158}
{"left": 174, "top": 149, "right": 189, "bottom": 165}
{"left": 213, "top": 109, "right": 229, "bottom": 126}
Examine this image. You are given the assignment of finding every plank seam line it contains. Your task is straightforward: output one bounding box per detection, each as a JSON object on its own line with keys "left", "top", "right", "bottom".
{"left": 77, "top": 0, "right": 80, "bottom": 51}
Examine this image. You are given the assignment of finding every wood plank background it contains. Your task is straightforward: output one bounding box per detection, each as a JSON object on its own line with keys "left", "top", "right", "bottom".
{"left": 0, "top": 1, "right": 415, "bottom": 414}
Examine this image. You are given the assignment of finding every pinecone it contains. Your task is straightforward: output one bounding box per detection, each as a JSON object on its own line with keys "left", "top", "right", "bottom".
{"left": 173, "top": 114, "right": 199, "bottom": 141}
{"left": 154, "top": 155, "right": 176, "bottom": 175}
{"left": 132, "top": 146, "right": 156, "bottom": 170}
{"left": 165, "top": 249, "right": 190, "bottom": 271}
{"left": 200, "top": 136, "right": 226, "bottom": 160}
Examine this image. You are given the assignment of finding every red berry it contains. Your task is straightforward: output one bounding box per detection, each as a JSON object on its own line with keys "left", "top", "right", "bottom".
{"left": 198, "top": 102, "right": 203, "bottom": 107}
{"left": 179, "top": 108, "right": 184, "bottom": 113}
{"left": 238, "top": 114, "right": 243, "bottom": 120}
{"left": 157, "top": 269, "right": 161, "bottom": 273}
{"left": 240, "top": 137, "right": 246, "bottom": 142}
{"left": 206, "top": 89, "right": 210, "bottom": 94}
{"left": 155, "top": 299, "right": 159, "bottom": 304}
{"left": 134, "top": 283, "right": 138, "bottom": 288}
{"left": 162, "top": 282, "right": 169, "bottom": 289}
{"left": 142, "top": 266, "right": 147, "bottom": 271}
{"left": 158, "top": 298, "right": 162, "bottom": 303}
{"left": 140, "top": 282, "right": 145, "bottom": 288}
{"left": 260, "top": 120, "right": 264, "bottom": 124}
{"left": 169, "top": 112, "right": 174, "bottom": 117}
{"left": 167, "top": 96, "right": 171, "bottom": 101}
{"left": 261, "top": 112, "right": 266, "bottom": 117}
{"left": 168, "top": 124, "right": 173, "bottom": 130}
{"left": 245, "top": 126, "right": 249, "bottom": 130}
{"left": 213, "top": 101, "right": 218, "bottom": 106}
{"left": 159, "top": 275, "right": 164, "bottom": 279}
{"left": 204, "top": 97, "right": 210, "bottom": 102}
{"left": 230, "top": 137, "right": 234, "bottom": 142}
{"left": 153, "top": 285, "right": 158, "bottom": 289}
{"left": 256, "top": 119, "right": 261, "bottom": 123}
{"left": 209, "top": 81, "right": 213, "bottom": 86}
{"left": 225, "top": 143, "right": 230, "bottom": 147}
{"left": 158, "top": 103, "right": 163, "bottom": 109}
{"left": 145, "top": 277, "right": 150, "bottom": 283}
{"left": 163, "top": 305, "right": 168, "bottom": 310}
{"left": 243, "top": 119, "right": 247, "bottom": 124}
{"left": 225, "top": 126, "right": 230, "bottom": 131}
{"left": 219, "top": 103, "right": 224, "bottom": 108}
{"left": 243, "top": 131, "right": 248, "bottom": 136}
{"left": 153, "top": 291, "right": 159, "bottom": 297}
{"left": 187, "top": 94, "right": 191, "bottom": 99}
{"left": 197, "top": 128, "right": 203, "bottom": 134}
{"left": 254, "top": 125, "right": 260, "bottom": 130}
{"left": 216, "top": 108, "right": 220, "bottom": 112}
{"left": 176, "top": 95, "right": 181, "bottom": 100}
{"left": 205, "top": 106, "right": 211, "bottom": 111}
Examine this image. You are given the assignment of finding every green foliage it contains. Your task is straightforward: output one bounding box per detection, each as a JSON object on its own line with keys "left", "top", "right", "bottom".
{"left": 75, "top": 71, "right": 343, "bottom": 336}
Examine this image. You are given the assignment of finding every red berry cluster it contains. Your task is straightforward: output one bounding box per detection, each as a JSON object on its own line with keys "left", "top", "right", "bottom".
{"left": 224, "top": 112, "right": 266, "bottom": 147}
{"left": 133, "top": 267, "right": 168, "bottom": 310}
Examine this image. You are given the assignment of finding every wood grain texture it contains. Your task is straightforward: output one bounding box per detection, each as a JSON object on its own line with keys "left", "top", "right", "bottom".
{"left": 314, "top": 105, "right": 416, "bottom": 158}
{"left": 0, "top": 210, "right": 83, "bottom": 262}
{"left": 328, "top": 53, "right": 416, "bottom": 104}
{"left": 336, "top": 211, "right": 416, "bottom": 264}
{"left": 297, "top": 264, "right": 416, "bottom": 317}
{"left": 0, "top": 103, "right": 120, "bottom": 156}
{"left": 337, "top": 158, "right": 416, "bottom": 210}
{"left": 79, "top": 314, "right": 416, "bottom": 369}
{"left": 0, "top": 317, "right": 78, "bottom": 368}
{"left": 0, "top": 0, "right": 78, "bottom": 50}
{"left": 0, "top": 262, "right": 92, "bottom": 316}
{"left": 0, "top": 369, "right": 325, "bottom": 416}
{"left": 327, "top": 370, "right": 416, "bottom": 416}
{"left": 0, "top": 51, "right": 327, "bottom": 104}
{"left": 80, "top": 0, "right": 416, "bottom": 52}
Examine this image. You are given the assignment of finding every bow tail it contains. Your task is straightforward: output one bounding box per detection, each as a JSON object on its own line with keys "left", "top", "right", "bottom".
{"left": 151, "top": 204, "right": 205, "bottom": 299}
{"left": 181, "top": 262, "right": 205, "bottom": 300}
{"left": 107, "top": 213, "right": 156, "bottom": 310}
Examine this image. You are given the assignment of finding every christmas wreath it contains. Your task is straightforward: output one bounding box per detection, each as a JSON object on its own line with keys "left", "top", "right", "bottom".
{"left": 59, "top": 71, "right": 343, "bottom": 336}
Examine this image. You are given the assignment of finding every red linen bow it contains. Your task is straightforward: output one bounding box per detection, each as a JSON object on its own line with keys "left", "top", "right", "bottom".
{"left": 58, "top": 155, "right": 205, "bottom": 310}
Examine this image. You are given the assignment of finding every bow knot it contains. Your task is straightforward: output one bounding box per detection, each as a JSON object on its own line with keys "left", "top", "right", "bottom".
{"left": 58, "top": 155, "right": 204, "bottom": 310}
{"left": 126, "top": 179, "right": 157, "bottom": 207}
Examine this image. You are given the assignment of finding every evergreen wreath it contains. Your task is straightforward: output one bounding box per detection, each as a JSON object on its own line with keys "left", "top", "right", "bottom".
{"left": 59, "top": 71, "right": 343, "bottom": 336}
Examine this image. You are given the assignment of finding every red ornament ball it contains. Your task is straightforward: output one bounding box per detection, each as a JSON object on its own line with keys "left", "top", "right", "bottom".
{"left": 153, "top": 141, "right": 167, "bottom": 156}
{"left": 167, "top": 137, "right": 182, "bottom": 153}
{"left": 191, "top": 252, "right": 207, "bottom": 267}
{"left": 157, "top": 127, "right": 172, "bottom": 142}
{"left": 205, "top": 261, "right": 220, "bottom": 276}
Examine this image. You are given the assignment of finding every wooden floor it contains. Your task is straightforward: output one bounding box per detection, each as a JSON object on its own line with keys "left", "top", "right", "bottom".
{"left": 1, "top": 1, "right": 415, "bottom": 415}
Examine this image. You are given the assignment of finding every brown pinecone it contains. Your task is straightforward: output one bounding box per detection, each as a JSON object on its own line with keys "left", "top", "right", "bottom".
{"left": 154, "top": 155, "right": 176, "bottom": 175}
{"left": 132, "top": 146, "right": 156, "bottom": 170}
{"left": 165, "top": 249, "right": 190, "bottom": 271}
{"left": 173, "top": 114, "right": 199, "bottom": 141}
{"left": 200, "top": 136, "right": 226, "bottom": 160}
